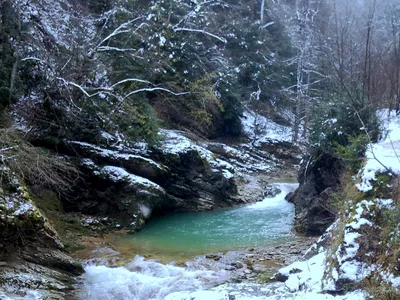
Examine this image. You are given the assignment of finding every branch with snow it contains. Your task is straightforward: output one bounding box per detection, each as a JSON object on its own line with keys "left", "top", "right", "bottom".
{"left": 260, "top": 21, "right": 275, "bottom": 29}
{"left": 95, "top": 17, "right": 146, "bottom": 51}
{"left": 122, "top": 88, "right": 190, "bottom": 100}
{"left": 173, "top": 27, "right": 227, "bottom": 43}
{"left": 172, "top": 0, "right": 217, "bottom": 29}
{"left": 56, "top": 77, "right": 189, "bottom": 101}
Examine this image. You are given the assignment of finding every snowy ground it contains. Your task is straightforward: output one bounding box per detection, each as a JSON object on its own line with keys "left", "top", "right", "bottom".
{"left": 357, "top": 109, "right": 400, "bottom": 192}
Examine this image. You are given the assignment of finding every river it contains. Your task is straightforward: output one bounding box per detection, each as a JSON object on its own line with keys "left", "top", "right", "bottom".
{"left": 78, "top": 182, "right": 298, "bottom": 299}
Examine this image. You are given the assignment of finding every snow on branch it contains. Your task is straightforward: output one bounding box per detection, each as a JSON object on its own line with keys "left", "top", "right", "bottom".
{"left": 56, "top": 78, "right": 189, "bottom": 101}
{"left": 122, "top": 88, "right": 190, "bottom": 100}
{"left": 97, "top": 46, "right": 138, "bottom": 52}
{"left": 173, "top": 27, "right": 227, "bottom": 43}
{"left": 57, "top": 77, "right": 92, "bottom": 97}
{"left": 260, "top": 21, "right": 275, "bottom": 29}
{"left": 95, "top": 17, "right": 144, "bottom": 50}
{"left": 172, "top": 0, "right": 217, "bottom": 29}
{"left": 0, "top": 146, "right": 18, "bottom": 153}
{"left": 21, "top": 57, "right": 42, "bottom": 62}
{"left": 110, "top": 78, "right": 152, "bottom": 89}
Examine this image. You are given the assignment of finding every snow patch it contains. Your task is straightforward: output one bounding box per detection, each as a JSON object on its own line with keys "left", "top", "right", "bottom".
{"left": 100, "top": 166, "right": 164, "bottom": 192}
{"left": 357, "top": 109, "right": 400, "bottom": 192}
{"left": 240, "top": 110, "right": 292, "bottom": 144}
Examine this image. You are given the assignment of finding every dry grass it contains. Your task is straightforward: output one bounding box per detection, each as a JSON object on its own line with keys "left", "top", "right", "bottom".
{"left": 0, "top": 128, "right": 79, "bottom": 192}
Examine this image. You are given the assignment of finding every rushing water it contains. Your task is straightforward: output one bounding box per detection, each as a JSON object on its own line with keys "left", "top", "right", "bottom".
{"left": 79, "top": 182, "right": 298, "bottom": 299}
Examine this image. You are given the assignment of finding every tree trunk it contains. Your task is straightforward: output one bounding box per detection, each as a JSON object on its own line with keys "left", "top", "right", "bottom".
{"left": 260, "top": 0, "right": 265, "bottom": 23}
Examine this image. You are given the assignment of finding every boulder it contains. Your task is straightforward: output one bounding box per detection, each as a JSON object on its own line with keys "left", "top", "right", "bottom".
{"left": 288, "top": 153, "right": 342, "bottom": 235}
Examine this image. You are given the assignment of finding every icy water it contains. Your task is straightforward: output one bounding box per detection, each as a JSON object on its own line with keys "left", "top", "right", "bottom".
{"left": 80, "top": 182, "right": 299, "bottom": 299}
{"left": 108, "top": 182, "right": 298, "bottom": 262}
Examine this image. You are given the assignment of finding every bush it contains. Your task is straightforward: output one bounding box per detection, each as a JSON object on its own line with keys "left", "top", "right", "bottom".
{"left": 333, "top": 134, "right": 368, "bottom": 173}
{"left": 310, "top": 91, "right": 380, "bottom": 157}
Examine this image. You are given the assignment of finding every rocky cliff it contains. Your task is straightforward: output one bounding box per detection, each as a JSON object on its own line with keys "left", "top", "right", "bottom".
{"left": 60, "top": 126, "right": 300, "bottom": 233}
{"left": 0, "top": 168, "right": 83, "bottom": 299}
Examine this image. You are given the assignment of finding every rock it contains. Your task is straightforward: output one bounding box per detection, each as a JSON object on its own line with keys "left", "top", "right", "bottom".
{"left": 231, "top": 261, "right": 244, "bottom": 269}
{"left": 252, "top": 264, "right": 267, "bottom": 273}
{"left": 264, "top": 185, "right": 281, "bottom": 198}
{"left": 289, "top": 268, "right": 302, "bottom": 274}
{"left": 289, "top": 153, "right": 341, "bottom": 235}
{"left": 0, "top": 257, "right": 80, "bottom": 299}
{"left": 19, "top": 248, "right": 84, "bottom": 276}
{"left": 0, "top": 169, "right": 83, "bottom": 298}
{"left": 205, "top": 254, "right": 222, "bottom": 261}
{"left": 65, "top": 131, "right": 242, "bottom": 231}
{"left": 255, "top": 140, "right": 301, "bottom": 164}
{"left": 0, "top": 169, "right": 63, "bottom": 253}
{"left": 273, "top": 272, "right": 289, "bottom": 282}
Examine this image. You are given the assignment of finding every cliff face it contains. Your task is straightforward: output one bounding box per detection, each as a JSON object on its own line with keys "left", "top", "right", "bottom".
{"left": 276, "top": 110, "right": 400, "bottom": 298}
{"left": 61, "top": 127, "right": 300, "bottom": 233}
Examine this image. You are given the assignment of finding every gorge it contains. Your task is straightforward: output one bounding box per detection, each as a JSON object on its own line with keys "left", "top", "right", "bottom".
{"left": 1, "top": 0, "right": 400, "bottom": 299}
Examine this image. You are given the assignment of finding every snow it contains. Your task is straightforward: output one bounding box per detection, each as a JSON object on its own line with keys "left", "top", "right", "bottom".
{"left": 100, "top": 166, "right": 164, "bottom": 192}
{"left": 279, "top": 251, "right": 327, "bottom": 293}
{"left": 356, "top": 109, "right": 400, "bottom": 192}
{"left": 158, "top": 130, "right": 235, "bottom": 179}
{"left": 13, "top": 202, "right": 34, "bottom": 216}
{"left": 166, "top": 283, "right": 368, "bottom": 300}
{"left": 71, "top": 141, "right": 164, "bottom": 170}
{"left": 240, "top": 110, "right": 292, "bottom": 144}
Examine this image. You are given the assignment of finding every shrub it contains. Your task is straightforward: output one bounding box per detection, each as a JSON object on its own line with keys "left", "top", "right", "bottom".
{"left": 333, "top": 134, "right": 369, "bottom": 173}
{"left": 0, "top": 129, "right": 79, "bottom": 192}
{"left": 310, "top": 91, "right": 380, "bottom": 158}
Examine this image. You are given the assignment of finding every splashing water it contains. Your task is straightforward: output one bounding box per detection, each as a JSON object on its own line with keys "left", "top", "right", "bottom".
{"left": 80, "top": 256, "right": 229, "bottom": 299}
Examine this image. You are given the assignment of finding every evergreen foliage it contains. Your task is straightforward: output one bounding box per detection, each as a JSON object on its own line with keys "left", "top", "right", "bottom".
{"left": 309, "top": 90, "right": 380, "bottom": 161}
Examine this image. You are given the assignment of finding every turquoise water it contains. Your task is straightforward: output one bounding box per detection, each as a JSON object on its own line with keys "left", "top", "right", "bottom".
{"left": 109, "top": 183, "right": 298, "bottom": 261}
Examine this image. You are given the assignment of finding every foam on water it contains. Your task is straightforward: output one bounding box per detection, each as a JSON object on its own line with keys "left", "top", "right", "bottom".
{"left": 79, "top": 256, "right": 228, "bottom": 300}
{"left": 246, "top": 183, "right": 298, "bottom": 209}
